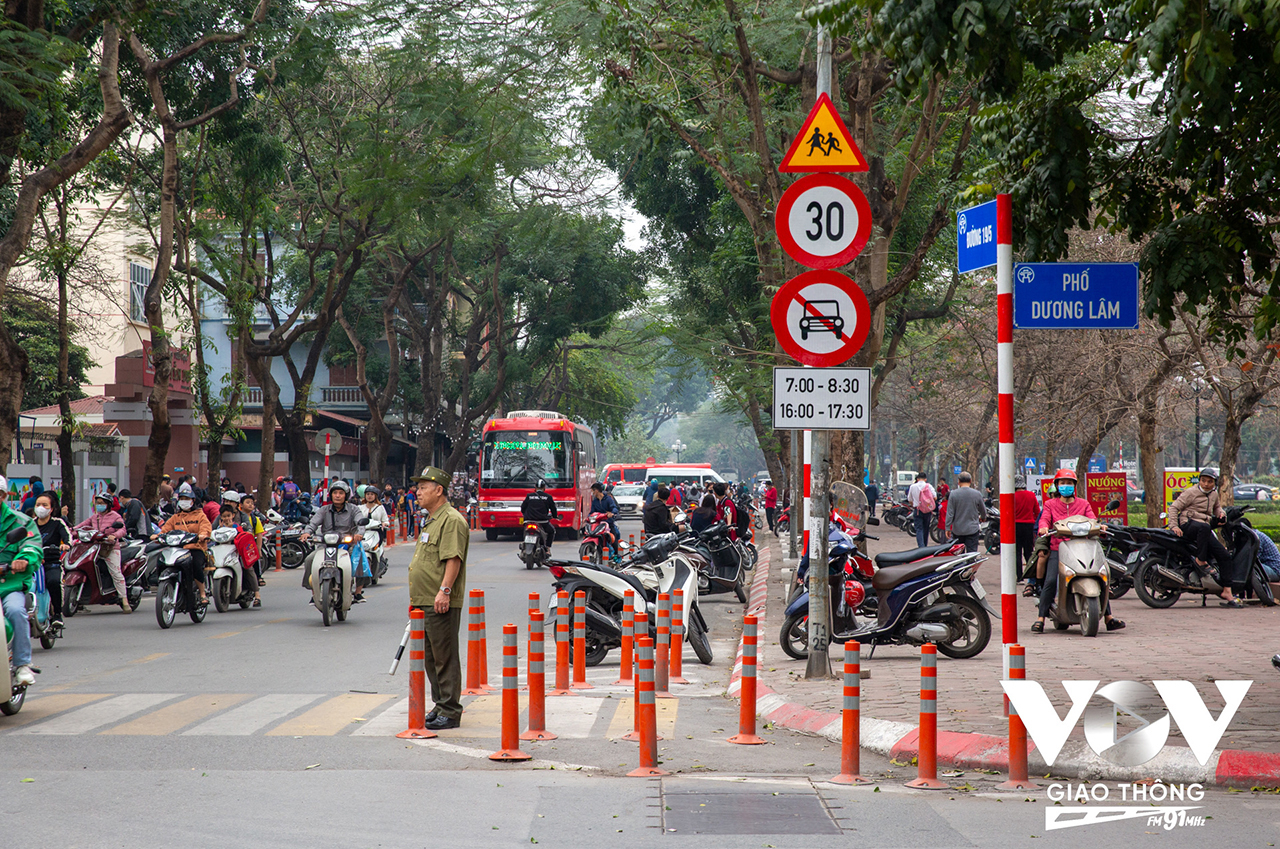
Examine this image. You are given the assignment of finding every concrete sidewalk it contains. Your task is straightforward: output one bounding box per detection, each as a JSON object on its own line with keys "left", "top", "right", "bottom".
{"left": 730, "top": 526, "right": 1280, "bottom": 786}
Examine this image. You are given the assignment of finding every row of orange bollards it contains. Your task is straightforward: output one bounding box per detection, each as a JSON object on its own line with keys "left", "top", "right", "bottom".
{"left": 400, "top": 597, "right": 1035, "bottom": 788}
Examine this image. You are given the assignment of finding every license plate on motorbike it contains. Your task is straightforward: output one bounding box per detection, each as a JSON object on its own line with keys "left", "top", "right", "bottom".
{"left": 524, "top": 534, "right": 538, "bottom": 545}
{"left": 1125, "top": 551, "right": 1139, "bottom": 563}
{"left": 970, "top": 577, "right": 987, "bottom": 599}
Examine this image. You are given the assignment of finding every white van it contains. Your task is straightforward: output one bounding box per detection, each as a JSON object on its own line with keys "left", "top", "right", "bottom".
{"left": 644, "top": 466, "right": 726, "bottom": 489}
{"left": 895, "top": 470, "right": 917, "bottom": 501}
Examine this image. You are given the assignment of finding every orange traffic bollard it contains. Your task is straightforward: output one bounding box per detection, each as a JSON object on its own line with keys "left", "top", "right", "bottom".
{"left": 906, "top": 643, "right": 948, "bottom": 790}
{"left": 388, "top": 518, "right": 396, "bottom": 547}
{"left": 623, "top": 610, "right": 648, "bottom": 742}
{"left": 521, "top": 609, "right": 555, "bottom": 741}
{"left": 728, "top": 613, "right": 766, "bottom": 744}
{"left": 489, "top": 624, "right": 532, "bottom": 761}
{"left": 477, "top": 589, "right": 492, "bottom": 690}
{"left": 670, "top": 589, "right": 688, "bottom": 684}
{"left": 655, "top": 593, "right": 673, "bottom": 698}
{"left": 464, "top": 590, "right": 487, "bottom": 695}
{"left": 613, "top": 591, "right": 635, "bottom": 686}
{"left": 273, "top": 526, "right": 282, "bottom": 571}
{"left": 829, "top": 641, "right": 869, "bottom": 784}
{"left": 626, "top": 636, "right": 668, "bottom": 777}
{"left": 571, "top": 590, "right": 594, "bottom": 689}
{"left": 549, "top": 591, "right": 575, "bottom": 696}
{"left": 396, "top": 608, "right": 436, "bottom": 739}
{"left": 996, "top": 645, "right": 1038, "bottom": 791}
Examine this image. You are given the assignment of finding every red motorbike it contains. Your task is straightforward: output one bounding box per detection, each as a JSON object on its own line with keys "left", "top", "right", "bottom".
{"left": 62, "top": 523, "right": 149, "bottom": 615}
{"left": 578, "top": 512, "right": 624, "bottom": 564}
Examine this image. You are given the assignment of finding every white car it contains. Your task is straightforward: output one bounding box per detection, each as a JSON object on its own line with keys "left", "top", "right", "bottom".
{"left": 612, "top": 484, "right": 645, "bottom": 518}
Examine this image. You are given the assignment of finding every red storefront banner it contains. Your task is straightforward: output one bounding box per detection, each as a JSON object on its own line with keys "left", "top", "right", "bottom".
{"left": 1085, "top": 472, "right": 1128, "bottom": 524}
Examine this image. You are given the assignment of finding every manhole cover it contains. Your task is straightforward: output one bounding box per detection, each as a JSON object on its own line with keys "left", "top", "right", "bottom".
{"left": 661, "top": 787, "right": 841, "bottom": 835}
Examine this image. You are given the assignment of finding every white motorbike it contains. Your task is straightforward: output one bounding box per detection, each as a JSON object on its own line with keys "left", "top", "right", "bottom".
{"left": 153, "top": 530, "right": 209, "bottom": 629}
{"left": 1046, "top": 515, "right": 1111, "bottom": 637}
{"left": 208, "top": 526, "right": 258, "bottom": 612}
{"left": 362, "top": 521, "right": 389, "bottom": 586}
{"left": 308, "top": 518, "right": 368, "bottom": 627}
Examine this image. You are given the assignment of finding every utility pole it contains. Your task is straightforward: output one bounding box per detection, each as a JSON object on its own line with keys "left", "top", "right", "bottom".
{"left": 805, "top": 24, "right": 834, "bottom": 680}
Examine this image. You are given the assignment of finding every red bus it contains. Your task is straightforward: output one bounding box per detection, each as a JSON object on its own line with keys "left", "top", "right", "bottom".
{"left": 478, "top": 411, "right": 597, "bottom": 540}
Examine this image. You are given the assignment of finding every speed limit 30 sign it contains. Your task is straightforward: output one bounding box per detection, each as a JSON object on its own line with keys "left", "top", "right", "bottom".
{"left": 773, "top": 367, "right": 870, "bottom": 430}
{"left": 775, "top": 173, "right": 872, "bottom": 269}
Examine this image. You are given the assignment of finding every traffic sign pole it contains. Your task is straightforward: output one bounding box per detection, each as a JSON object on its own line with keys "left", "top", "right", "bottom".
{"left": 996, "top": 194, "right": 1017, "bottom": 686}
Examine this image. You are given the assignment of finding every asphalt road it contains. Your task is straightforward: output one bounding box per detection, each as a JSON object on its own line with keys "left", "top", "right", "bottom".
{"left": 4, "top": 522, "right": 1278, "bottom": 847}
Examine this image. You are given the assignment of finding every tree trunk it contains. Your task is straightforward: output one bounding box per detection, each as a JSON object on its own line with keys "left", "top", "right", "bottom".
{"left": 247, "top": 353, "right": 278, "bottom": 506}
{"left": 1137, "top": 386, "right": 1162, "bottom": 529}
{"left": 366, "top": 415, "right": 391, "bottom": 485}
{"left": 276, "top": 403, "right": 313, "bottom": 489}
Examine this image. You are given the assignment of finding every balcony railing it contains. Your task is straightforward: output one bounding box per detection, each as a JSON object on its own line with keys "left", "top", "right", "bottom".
{"left": 321, "top": 386, "right": 364, "bottom": 405}
{"left": 244, "top": 387, "right": 263, "bottom": 405}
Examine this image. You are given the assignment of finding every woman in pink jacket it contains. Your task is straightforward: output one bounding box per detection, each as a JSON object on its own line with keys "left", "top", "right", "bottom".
{"left": 75, "top": 492, "right": 130, "bottom": 612}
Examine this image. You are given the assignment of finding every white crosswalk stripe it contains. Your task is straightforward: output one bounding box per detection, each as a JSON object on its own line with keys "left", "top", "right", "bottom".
{"left": 11, "top": 693, "right": 180, "bottom": 736}
{"left": 350, "top": 697, "right": 409, "bottom": 737}
{"left": 182, "top": 693, "right": 323, "bottom": 736}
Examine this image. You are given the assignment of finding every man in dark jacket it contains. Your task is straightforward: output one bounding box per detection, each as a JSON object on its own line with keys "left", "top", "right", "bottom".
{"left": 118, "top": 489, "right": 150, "bottom": 539}
{"left": 520, "top": 479, "right": 558, "bottom": 550}
{"left": 643, "top": 486, "right": 676, "bottom": 536}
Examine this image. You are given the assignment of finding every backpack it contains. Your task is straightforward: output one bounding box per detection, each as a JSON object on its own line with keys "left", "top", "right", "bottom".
{"left": 282, "top": 482, "right": 300, "bottom": 501}
{"left": 917, "top": 484, "right": 936, "bottom": 513}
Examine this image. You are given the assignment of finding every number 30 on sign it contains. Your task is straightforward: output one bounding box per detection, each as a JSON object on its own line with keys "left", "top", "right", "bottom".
{"left": 775, "top": 173, "right": 872, "bottom": 270}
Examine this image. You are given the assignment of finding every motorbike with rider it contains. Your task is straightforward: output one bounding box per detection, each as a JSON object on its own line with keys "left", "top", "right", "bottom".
{"left": 519, "top": 479, "right": 557, "bottom": 567}
{"left": 1, "top": 475, "right": 47, "bottom": 709}
{"left": 301, "top": 480, "right": 371, "bottom": 604}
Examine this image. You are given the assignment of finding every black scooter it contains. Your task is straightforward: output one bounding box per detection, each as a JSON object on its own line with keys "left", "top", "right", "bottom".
{"left": 1131, "top": 506, "right": 1275, "bottom": 608}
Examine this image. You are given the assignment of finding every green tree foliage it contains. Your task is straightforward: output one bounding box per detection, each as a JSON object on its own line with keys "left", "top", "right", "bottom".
{"left": 0, "top": 294, "right": 92, "bottom": 409}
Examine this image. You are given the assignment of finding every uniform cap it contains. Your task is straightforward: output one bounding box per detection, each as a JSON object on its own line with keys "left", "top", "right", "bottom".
{"left": 412, "top": 466, "right": 451, "bottom": 487}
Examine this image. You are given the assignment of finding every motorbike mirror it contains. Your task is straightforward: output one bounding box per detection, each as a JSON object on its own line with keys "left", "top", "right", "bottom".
{"left": 357, "top": 517, "right": 369, "bottom": 526}
{"left": 112, "top": 521, "right": 125, "bottom": 529}
{"left": 865, "top": 516, "right": 880, "bottom": 526}
{"left": 1105, "top": 499, "right": 1121, "bottom": 511}
{"left": 1160, "top": 511, "right": 1168, "bottom": 520}
{"left": 6, "top": 527, "right": 26, "bottom": 543}
{"left": 673, "top": 512, "right": 687, "bottom": 523}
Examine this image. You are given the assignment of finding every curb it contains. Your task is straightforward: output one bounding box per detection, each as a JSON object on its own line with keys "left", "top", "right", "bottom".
{"left": 727, "top": 536, "right": 1280, "bottom": 788}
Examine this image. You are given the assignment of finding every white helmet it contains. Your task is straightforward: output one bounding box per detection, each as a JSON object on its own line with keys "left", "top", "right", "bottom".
{"left": 329, "top": 480, "right": 351, "bottom": 496}
{"left": 221, "top": 490, "right": 243, "bottom": 504}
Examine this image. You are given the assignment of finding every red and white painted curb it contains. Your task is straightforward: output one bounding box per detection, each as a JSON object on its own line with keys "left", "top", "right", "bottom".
{"left": 729, "top": 541, "right": 1280, "bottom": 787}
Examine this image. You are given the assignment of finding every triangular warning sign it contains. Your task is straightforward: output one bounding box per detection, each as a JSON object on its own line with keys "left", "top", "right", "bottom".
{"left": 779, "top": 92, "right": 867, "bottom": 173}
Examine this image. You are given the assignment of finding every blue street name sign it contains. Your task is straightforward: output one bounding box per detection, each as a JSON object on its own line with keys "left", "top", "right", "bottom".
{"left": 956, "top": 199, "right": 998, "bottom": 274}
{"left": 1013, "top": 262, "right": 1139, "bottom": 329}
{"left": 953, "top": 465, "right": 962, "bottom": 475}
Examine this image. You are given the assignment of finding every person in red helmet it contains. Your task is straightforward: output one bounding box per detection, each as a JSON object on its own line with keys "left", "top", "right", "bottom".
{"left": 1031, "top": 469, "right": 1125, "bottom": 633}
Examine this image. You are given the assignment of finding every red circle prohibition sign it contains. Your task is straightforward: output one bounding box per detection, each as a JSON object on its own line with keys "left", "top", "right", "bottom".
{"left": 770, "top": 270, "right": 871, "bottom": 367}
{"left": 775, "top": 174, "right": 873, "bottom": 270}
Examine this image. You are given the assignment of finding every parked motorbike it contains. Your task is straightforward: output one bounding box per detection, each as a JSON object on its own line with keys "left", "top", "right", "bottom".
{"left": 1043, "top": 515, "right": 1112, "bottom": 636}
{"left": 152, "top": 530, "right": 208, "bottom": 629}
{"left": 881, "top": 501, "right": 914, "bottom": 534}
{"left": 676, "top": 521, "right": 748, "bottom": 602}
{"left": 518, "top": 520, "right": 552, "bottom": 570}
{"left": 1132, "top": 505, "right": 1276, "bottom": 609}
{"left": 579, "top": 512, "right": 624, "bottom": 565}
{"left": 309, "top": 517, "right": 368, "bottom": 626}
{"left": 983, "top": 503, "right": 1001, "bottom": 554}
{"left": 260, "top": 522, "right": 311, "bottom": 570}
{"left": 1098, "top": 523, "right": 1140, "bottom": 599}
{"left": 776, "top": 511, "right": 791, "bottom": 536}
{"left": 62, "top": 523, "right": 148, "bottom": 616}
{"left": 362, "top": 521, "right": 389, "bottom": 585}
{"left": 547, "top": 531, "right": 713, "bottom": 666}
{"left": 781, "top": 550, "right": 993, "bottom": 660}
{"left": 208, "top": 526, "right": 258, "bottom": 612}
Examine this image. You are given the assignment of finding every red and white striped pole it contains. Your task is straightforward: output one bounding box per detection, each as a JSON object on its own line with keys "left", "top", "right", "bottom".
{"left": 803, "top": 431, "right": 812, "bottom": 552}
{"left": 996, "top": 193, "right": 1018, "bottom": 679}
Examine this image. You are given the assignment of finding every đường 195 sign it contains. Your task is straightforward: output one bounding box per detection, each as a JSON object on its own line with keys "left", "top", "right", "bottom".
{"left": 772, "top": 367, "right": 871, "bottom": 430}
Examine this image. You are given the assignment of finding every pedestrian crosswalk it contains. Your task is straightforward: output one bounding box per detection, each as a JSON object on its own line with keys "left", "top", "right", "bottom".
{"left": 1, "top": 679, "right": 693, "bottom": 739}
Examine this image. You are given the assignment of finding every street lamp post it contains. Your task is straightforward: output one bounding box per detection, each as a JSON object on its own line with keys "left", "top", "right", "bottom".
{"left": 671, "top": 440, "right": 687, "bottom": 463}
{"left": 1175, "top": 363, "right": 1207, "bottom": 469}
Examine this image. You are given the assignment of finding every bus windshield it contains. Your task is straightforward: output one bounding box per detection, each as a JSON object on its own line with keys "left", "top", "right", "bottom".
{"left": 482, "top": 431, "right": 571, "bottom": 488}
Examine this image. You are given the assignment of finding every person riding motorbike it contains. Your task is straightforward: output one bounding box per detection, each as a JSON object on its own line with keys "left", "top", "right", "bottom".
{"left": 155, "top": 484, "right": 213, "bottom": 607}
{"left": 1031, "top": 469, "right": 1125, "bottom": 633}
{"left": 280, "top": 475, "right": 301, "bottom": 521}
{"left": 520, "top": 480, "right": 558, "bottom": 551}
{"left": 357, "top": 485, "right": 389, "bottom": 585}
{"left": 588, "top": 482, "right": 622, "bottom": 555}
{"left": 74, "top": 493, "right": 130, "bottom": 613}
{"left": 1167, "top": 467, "right": 1241, "bottom": 607}
{"left": 0, "top": 477, "right": 44, "bottom": 686}
{"left": 33, "top": 492, "right": 69, "bottom": 626}
{"left": 301, "top": 480, "right": 370, "bottom": 601}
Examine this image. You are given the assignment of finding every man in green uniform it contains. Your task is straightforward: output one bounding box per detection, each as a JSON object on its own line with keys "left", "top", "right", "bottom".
{"left": 408, "top": 466, "right": 470, "bottom": 730}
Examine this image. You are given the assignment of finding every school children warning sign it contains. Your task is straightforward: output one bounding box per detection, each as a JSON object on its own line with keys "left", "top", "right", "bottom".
{"left": 779, "top": 92, "right": 868, "bottom": 173}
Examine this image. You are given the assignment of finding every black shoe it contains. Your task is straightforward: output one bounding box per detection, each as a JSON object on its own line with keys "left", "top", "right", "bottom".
{"left": 424, "top": 714, "right": 460, "bottom": 730}
{"left": 425, "top": 707, "right": 440, "bottom": 723}
{"left": 1272, "top": 654, "right": 1280, "bottom": 671}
